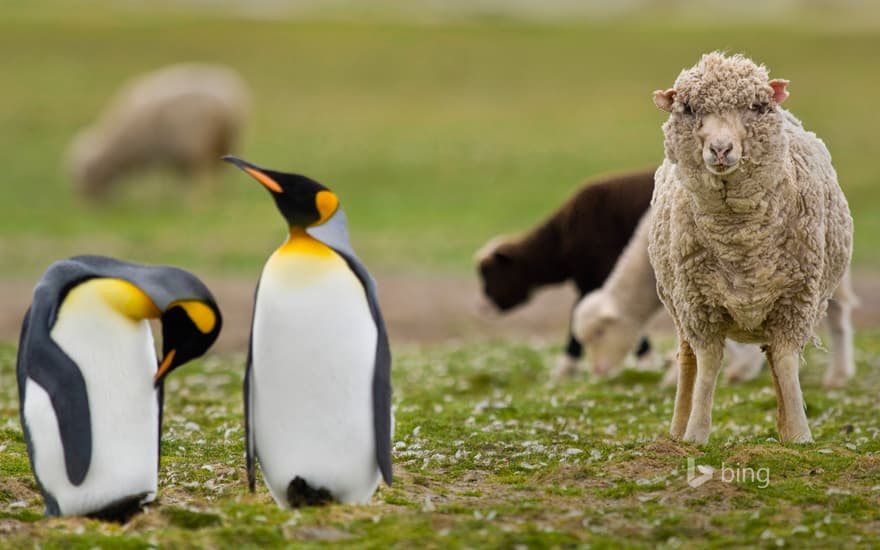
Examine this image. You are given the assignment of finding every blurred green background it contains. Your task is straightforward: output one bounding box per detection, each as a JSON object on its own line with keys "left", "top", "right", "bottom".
{"left": 1, "top": 0, "right": 878, "bottom": 279}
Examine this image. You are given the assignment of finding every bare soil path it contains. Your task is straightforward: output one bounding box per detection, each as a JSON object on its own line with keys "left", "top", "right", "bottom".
{"left": 0, "top": 271, "right": 877, "bottom": 353}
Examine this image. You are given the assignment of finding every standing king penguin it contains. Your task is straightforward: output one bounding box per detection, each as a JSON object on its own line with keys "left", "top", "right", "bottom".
{"left": 16, "top": 255, "right": 222, "bottom": 520}
{"left": 224, "top": 156, "right": 392, "bottom": 507}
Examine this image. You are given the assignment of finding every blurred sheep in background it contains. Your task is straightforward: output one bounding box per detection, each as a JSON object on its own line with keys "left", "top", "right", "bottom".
{"left": 65, "top": 63, "right": 250, "bottom": 199}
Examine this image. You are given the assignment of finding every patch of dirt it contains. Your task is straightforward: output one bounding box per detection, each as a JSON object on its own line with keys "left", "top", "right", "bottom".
{"left": 641, "top": 438, "right": 693, "bottom": 458}
{"left": 0, "top": 270, "right": 878, "bottom": 353}
{"left": 609, "top": 455, "right": 672, "bottom": 482}
{"left": 723, "top": 445, "right": 806, "bottom": 467}
{"left": 840, "top": 454, "right": 880, "bottom": 482}
{"left": 0, "top": 477, "right": 39, "bottom": 503}
{"left": 533, "top": 463, "right": 612, "bottom": 491}
{"left": 289, "top": 525, "right": 354, "bottom": 542}
{"left": 125, "top": 505, "right": 170, "bottom": 532}
{"left": 0, "top": 518, "right": 36, "bottom": 537}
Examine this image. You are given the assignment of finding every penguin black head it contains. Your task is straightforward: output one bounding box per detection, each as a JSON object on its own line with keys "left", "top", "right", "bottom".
{"left": 154, "top": 298, "right": 222, "bottom": 386}
{"left": 223, "top": 156, "right": 339, "bottom": 228}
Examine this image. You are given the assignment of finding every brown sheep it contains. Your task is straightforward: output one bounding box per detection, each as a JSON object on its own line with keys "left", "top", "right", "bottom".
{"left": 475, "top": 169, "right": 655, "bottom": 377}
{"left": 66, "top": 63, "right": 250, "bottom": 198}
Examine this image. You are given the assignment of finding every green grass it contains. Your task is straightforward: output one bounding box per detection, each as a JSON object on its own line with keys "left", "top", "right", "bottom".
{"left": 1, "top": 5, "right": 879, "bottom": 547}
{"left": 1, "top": 333, "right": 879, "bottom": 548}
{"left": 0, "top": 8, "right": 879, "bottom": 277}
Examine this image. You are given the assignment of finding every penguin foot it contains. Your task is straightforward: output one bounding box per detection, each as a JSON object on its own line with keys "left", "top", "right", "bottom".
{"left": 86, "top": 492, "right": 152, "bottom": 523}
{"left": 287, "top": 476, "right": 335, "bottom": 508}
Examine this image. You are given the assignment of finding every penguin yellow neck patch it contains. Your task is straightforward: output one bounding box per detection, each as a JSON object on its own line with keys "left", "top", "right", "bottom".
{"left": 69, "top": 278, "right": 161, "bottom": 321}
{"left": 278, "top": 227, "right": 335, "bottom": 257}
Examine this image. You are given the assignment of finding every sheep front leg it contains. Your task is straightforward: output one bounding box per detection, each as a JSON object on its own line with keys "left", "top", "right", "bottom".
{"left": 670, "top": 339, "right": 696, "bottom": 439}
{"left": 682, "top": 341, "right": 724, "bottom": 444}
{"left": 768, "top": 345, "right": 813, "bottom": 443}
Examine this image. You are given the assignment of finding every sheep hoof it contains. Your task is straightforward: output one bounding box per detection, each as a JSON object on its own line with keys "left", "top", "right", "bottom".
{"left": 551, "top": 354, "right": 580, "bottom": 380}
{"left": 822, "top": 364, "right": 853, "bottom": 389}
{"left": 822, "top": 375, "right": 847, "bottom": 389}
{"left": 779, "top": 431, "right": 813, "bottom": 444}
{"left": 682, "top": 428, "right": 710, "bottom": 445}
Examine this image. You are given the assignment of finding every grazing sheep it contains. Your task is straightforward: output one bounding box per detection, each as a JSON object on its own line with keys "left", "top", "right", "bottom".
{"left": 571, "top": 210, "right": 663, "bottom": 378}
{"left": 475, "top": 170, "right": 655, "bottom": 378}
{"left": 66, "top": 63, "right": 249, "bottom": 198}
{"left": 648, "top": 52, "right": 854, "bottom": 444}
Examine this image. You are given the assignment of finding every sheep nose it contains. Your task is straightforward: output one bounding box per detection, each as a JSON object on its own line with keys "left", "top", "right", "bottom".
{"left": 710, "top": 141, "right": 733, "bottom": 163}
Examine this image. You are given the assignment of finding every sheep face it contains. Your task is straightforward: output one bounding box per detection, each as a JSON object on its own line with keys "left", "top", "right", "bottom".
{"left": 696, "top": 112, "right": 746, "bottom": 176}
{"left": 476, "top": 240, "right": 533, "bottom": 311}
{"left": 653, "top": 52, "right": 790, "bottom": 187}
{"left": 572, "top": 292, "right": 642, "bottom": 376}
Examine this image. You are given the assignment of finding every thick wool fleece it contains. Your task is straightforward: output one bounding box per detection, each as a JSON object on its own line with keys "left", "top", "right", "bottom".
{"left": 648, "top": 52, "right": 853, "bottom": 351}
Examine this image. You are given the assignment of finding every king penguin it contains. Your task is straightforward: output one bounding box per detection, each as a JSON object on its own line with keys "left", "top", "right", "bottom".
{"left": 16, "top": 255, "right": 222, "bottom": 521}
{"left": 224, "top": 155, "right": 392, "bottom": 508}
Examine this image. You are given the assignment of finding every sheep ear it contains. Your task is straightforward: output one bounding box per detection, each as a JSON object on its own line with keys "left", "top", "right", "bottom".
{"left": 652, "top": 88, "right": 676, "bottom": 112}
{"left": 474, "top": 235, "right": 511, "bottom": 262}
{"left": 492, "top": 249, "right": 514, "bottom": 266}
{"left": 768, "top": 79, "right": 789, "bottom": 104}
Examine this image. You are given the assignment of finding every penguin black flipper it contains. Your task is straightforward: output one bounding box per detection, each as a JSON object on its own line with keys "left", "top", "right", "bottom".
{"left": 17, "top": 307, "right": 63, "bottom": 515}
{"left": 19, "top": 269, "right": 96, "bottom": 487}
{"left": 244, "top": 278, "right": 260, "bottom": 492}
{"left": 244, "top": 352, "right": 256, "bottom": 492}
{"left": 156, "top": 380, "right": 165, "bottom": 472}
{"left": 331, "top": 249, "right": 393, "bottom": 486}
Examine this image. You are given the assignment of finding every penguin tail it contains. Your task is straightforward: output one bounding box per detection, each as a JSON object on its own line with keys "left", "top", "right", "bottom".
{"left": 86, "top": 492, "right": 152, "bottom": 523}
{"left": 286, "top": 476, "right": 335, "bottom": 508}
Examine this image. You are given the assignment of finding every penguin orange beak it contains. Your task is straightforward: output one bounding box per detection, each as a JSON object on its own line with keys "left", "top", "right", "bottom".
{"left": 223, "top": 155, "right": 283, "bottom": 193}
{"left": 154, "top": 349, "right": 177, "bottom": 386}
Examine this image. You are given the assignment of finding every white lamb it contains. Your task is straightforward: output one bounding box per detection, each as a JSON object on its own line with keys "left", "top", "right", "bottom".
{"left": 572, "top": 209, "right": 765, "bottom": 385}
{"left": 66, "top": 63, "right": 250, "bottom": 198}
{"left": 648, "top": 52, "right": 854, "bottom": 444}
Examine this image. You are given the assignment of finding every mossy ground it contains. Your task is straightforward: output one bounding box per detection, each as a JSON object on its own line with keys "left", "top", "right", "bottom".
{"left": 1, "top": 331, "right": 878, "bottom": 548}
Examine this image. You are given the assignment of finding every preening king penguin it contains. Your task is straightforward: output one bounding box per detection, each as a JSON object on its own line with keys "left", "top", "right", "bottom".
{"left": 223, "top": 155, "right": 392, "bottom": 508}
{"left": 16, "top": 255, "right": 222, "bottom": 521}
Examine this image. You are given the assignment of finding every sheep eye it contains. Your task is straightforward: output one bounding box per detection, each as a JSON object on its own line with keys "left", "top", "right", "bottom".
{"left": 749, "top": 102, "right": 770, "bottom": 114}
{"left": 681, "top": 103, "right": 694, "bottom": 116}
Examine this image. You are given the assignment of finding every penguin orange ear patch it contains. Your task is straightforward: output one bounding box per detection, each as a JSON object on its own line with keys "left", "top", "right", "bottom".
{"left": 244, "top": 167, "right": 283, "bottom": 193}
{"left": 168, "top": 300, "right": 217, "bottom": 334}
{"left": 314, "top": 191, "right": 339, "bottom": 225}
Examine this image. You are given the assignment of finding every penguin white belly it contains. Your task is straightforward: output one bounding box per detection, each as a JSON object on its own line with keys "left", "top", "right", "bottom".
{"left": 24, "top": 288, "right": 159, "bottom": 516}
{"left": 252, "top": 246, "right": 380, "bottom": 506}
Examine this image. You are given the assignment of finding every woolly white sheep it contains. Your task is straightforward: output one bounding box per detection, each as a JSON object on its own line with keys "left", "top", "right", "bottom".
{"left": 648, "top": 52, "right": 854, "bottom": 444}
{"left": 66, "top": 63, "right": 250, "bottom": 198}
{"left": 572, "top": 208, "right": 764, "bottom": 384}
